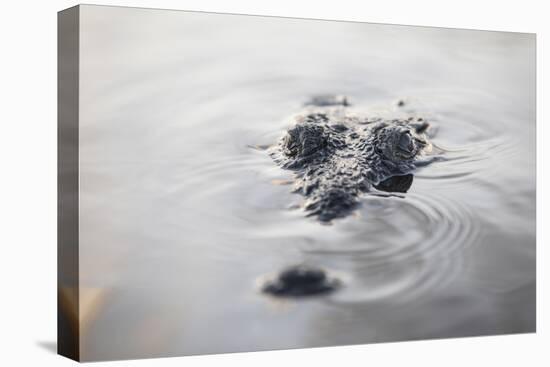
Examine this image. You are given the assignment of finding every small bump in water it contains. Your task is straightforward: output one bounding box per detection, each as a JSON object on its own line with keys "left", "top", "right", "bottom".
{"left": 262, "top": 265, "right": 341, "bottom": 297}
{"left": 305, "top": 95, "right": 350, "bottom": 107}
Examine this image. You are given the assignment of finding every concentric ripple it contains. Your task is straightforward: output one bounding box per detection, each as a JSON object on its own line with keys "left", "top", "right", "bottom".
{"left": 300, "top": 191, "right": 480, "bottom": 303}
{"left": 415, "top": 138, "right": 518, "bottom": 183}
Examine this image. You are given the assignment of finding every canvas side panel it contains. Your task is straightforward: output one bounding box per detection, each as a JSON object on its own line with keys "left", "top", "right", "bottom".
{"left": 58, "top": 5, "right": 80, "bottom": 362}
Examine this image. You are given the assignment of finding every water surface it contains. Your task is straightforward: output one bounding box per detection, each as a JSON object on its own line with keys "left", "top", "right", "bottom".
{"left": 78, "top": 5, "right": 535, "bottom": 361}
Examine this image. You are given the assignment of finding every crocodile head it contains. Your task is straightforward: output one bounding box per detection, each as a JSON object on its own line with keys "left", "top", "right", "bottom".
{"left": 270, "top": 105, "right": 432, "bottom": 222}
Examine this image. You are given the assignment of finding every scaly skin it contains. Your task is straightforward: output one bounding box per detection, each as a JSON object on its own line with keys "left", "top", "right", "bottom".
{"left": 269, "top": 96, "right": 433, "bottom": 222}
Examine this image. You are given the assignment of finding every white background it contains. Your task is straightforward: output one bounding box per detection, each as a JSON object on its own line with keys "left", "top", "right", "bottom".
{"left": 0, "top": 0, "right": 546, "bottom": 366}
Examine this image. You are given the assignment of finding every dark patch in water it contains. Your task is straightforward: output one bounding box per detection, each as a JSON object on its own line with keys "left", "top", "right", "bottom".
{"left": 374, "top": 174, "right": 414, "bottom": 193}
{"left": 262, "top": 265, "right": 341, "bottom": 297}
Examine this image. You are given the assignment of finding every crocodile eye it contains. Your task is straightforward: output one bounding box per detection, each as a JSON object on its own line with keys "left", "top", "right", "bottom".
{"left": 283, "top": 133, "right": 299, "bottom": 157}
{"left": 397, "top": 131, "right": 414, "bottom": 154}
{"left": 283, "top": 123, "right": 326, "bottom": 159}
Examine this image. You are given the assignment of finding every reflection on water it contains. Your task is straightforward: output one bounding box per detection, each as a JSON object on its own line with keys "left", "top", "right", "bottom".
{"left": 374, "top": 173, "right": 414, "bottom": 193}
{"left": 77, "top": 5, "right": 535, "bottom": 361}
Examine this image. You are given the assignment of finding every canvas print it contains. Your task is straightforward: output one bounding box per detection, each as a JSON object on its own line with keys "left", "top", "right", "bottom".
{"left": 58, "top": 5, "right": 536, "bottom": 362}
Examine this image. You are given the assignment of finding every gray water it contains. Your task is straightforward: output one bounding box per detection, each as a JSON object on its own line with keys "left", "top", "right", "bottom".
{"left": 77, "top": 6, "right": 535, "bottom": 361}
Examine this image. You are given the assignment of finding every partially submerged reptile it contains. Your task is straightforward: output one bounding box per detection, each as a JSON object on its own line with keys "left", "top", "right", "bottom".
{"left": 269, "top": 95, "right": 436, "bottom": 222}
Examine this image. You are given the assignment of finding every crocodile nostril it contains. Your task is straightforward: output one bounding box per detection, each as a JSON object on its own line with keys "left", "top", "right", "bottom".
{"left": 414, "top": 121, "right": 430, "bottom": 133}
